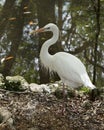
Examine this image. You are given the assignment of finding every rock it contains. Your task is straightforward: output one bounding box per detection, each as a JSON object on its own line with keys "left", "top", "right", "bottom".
{"left": 5, "top": 75, "right": 29, "bottom": 91}
{"left": 29, "top": 83, "right": 50, "bottom": 93}
{"left": 0, "top": 107, "right": 12, "bottom": 123}
{"left": 0, "top": 107, "right": 14, "bottom": 129}
{"left": 48, "top": 82, "right": 59, "bottom": 93}
{"left": 40, "top": 84, "right": 50, "bottom": 93}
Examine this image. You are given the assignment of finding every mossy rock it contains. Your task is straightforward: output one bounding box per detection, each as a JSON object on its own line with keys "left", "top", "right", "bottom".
{"left": 1, "top": 75, "right": 29, "bottom": 91}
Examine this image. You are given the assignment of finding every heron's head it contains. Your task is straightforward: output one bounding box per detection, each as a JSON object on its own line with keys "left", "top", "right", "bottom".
{"left": 30, "top": 23, "right": 58, "bottom": 35}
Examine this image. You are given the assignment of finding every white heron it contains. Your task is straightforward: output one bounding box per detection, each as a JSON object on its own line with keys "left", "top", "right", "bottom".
{"left": 31, "top": 23, "right": 96, "bottom": 91}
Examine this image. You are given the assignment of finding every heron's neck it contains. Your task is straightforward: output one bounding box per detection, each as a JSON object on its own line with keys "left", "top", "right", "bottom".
{"left": 40, "top": 28, "right": 59, "bottom": 69}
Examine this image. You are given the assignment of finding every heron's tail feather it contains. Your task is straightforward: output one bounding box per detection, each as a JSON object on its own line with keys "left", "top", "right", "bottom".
{"left": 81, "top": 74, "right": 96, "bottom": 89}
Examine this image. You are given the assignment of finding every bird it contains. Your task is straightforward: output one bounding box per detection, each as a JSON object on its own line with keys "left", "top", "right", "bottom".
{"left": 31, "top": 23, "right": 97, "bottom": 113}
{"left": 0, "top": 56, "right": 13, "bottom": 64}
{"left": 31, "top": 23, "right": 96, "bottom": 90}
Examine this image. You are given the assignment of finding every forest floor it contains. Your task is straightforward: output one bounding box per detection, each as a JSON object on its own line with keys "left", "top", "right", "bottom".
{"left": 0, "top": 88, "right": 104, "bottom": 130}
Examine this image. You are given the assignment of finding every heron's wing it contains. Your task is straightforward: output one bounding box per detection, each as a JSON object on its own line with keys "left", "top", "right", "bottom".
{"left": 52, "top": 52, "right": 86, "bottom": 85}
{"left": 52, "top": 52, "right": 95, "bottom": 89}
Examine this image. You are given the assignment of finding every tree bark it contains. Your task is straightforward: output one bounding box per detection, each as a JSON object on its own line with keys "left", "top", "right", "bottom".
{"left": 2, "top": 0, "right": 29, "bottom": 76}
{"left": 36, "top": 0, "right": 56, "bottom": 84}
{"left": 0, "top": 0, "right": 16, "bottom": 38}
{"left": 91, "top": 0, "right": 100, "bottom": 85}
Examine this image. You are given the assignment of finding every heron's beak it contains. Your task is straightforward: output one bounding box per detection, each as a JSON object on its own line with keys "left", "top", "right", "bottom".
{"left": 5, "top": 56, "right": 13, "bottom": 61}
{"left": 30, "top": 28, "right": 45, "bottom": 35}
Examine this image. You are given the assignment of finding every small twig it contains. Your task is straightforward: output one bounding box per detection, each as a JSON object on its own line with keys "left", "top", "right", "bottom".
{"left": 0, "top": 88, "right": 33, "bottom": 94}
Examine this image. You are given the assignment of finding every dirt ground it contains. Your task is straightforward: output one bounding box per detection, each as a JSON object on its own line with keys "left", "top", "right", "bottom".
{"left": 0, "top": 89, "right": 104, "bottom": 130}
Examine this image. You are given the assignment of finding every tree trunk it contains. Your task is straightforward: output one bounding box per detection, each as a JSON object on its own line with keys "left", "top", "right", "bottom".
{"left": 2, "top": 0, "right": 29, "bottom": 76}
{"left": 36, "top": 0, "right": 56, "bottom": 84}
{"left": 0, "top": 0, "right": 16, "bottom": 38}
{"left": 91, "top": 0, "right": 100, "bottom": 85}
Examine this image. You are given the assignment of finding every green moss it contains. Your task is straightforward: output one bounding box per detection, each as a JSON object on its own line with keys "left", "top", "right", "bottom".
{"left": 5, "top": 80, "right": 22, "bottom": 91}
{"left": 79, "top": 87, "right": 90, "bottom": 94}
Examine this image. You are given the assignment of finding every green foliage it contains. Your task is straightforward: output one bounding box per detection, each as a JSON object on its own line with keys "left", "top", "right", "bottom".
{"left": 79, "top": 87, "right": 91, "bottom": 94}
{"left": 5, "top": 80, "right": 22, "bottom": 91}
{"left": 0, "top": 77, "right": 23, "bottom": 91}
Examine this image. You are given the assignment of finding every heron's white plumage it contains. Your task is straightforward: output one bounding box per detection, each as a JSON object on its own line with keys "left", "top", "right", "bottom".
{"left": 38, "top": 23, "right": 95, "bottom": 89}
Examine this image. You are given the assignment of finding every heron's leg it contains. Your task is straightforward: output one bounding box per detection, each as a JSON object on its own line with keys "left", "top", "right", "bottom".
{"left": 62, "top": 83, "right": 66, "bottom": 114}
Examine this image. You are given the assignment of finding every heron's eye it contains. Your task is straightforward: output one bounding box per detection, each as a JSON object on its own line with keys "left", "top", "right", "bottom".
{"left": 46, "top": 27, "right": 50, "bottom": 30}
